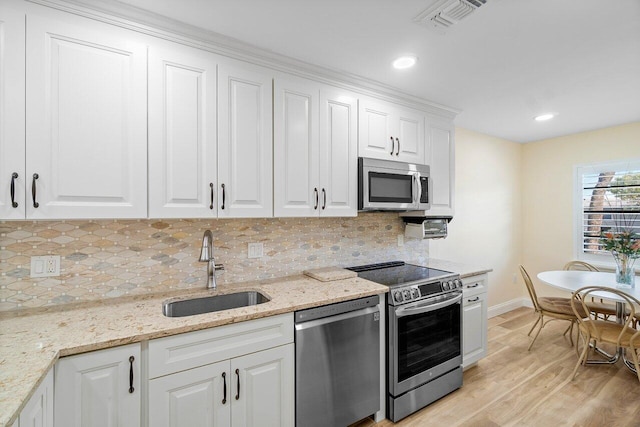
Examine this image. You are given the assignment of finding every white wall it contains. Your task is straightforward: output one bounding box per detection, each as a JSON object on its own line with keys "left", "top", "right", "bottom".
{"left": 430, "top": 128, "right": 523, "bottom": 308}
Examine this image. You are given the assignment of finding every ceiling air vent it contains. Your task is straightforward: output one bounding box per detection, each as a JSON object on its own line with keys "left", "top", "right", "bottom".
{"left": 414, "top": 0, "right": 487, "bottom": 30}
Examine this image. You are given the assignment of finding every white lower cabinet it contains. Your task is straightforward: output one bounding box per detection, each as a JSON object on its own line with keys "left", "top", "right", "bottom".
{"left": 13, "top": 367, "right": 54, "bottom": 427}
{"left": 148, "top": 314, "right": 294, "bottom": 427}
{"left": 462, "top": 274, "right": 488, "bottom": 368}
{"left": 149, "top": 360, "right": 230, "bottom": 427}
{"left": 54, "top": 343, "right": 142, "bottom": 427}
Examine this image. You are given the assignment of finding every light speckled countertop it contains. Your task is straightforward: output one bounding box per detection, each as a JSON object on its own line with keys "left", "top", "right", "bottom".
{"left": 0, "top": 260, "right": 490, "bottom": 427}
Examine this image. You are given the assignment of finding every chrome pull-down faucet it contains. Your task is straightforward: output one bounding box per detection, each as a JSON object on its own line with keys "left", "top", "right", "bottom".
{"left": 199, "top": 230, "right": 224, "bottom": 289}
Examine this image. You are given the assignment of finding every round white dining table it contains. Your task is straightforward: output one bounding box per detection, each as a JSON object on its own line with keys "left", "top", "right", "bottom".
{"left": 537, "top": 270, "right": 639, "bottom": 372}
{"left": 537, "top": 270, "right": 640, "bottom": 301}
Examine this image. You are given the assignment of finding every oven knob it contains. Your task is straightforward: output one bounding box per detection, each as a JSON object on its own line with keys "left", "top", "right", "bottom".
{"left": 448, "top": 281, "right": 455, "bottom": 290}
{"left": 442, "top": 282, "right": 449, "bottom": 291}
{"left": 456, "top": 279, "right": 463, "bottom": 288}
{"left": 393, "top": 291, "right": 403, "bottom": 303}
{"left": 411, "top": 288, "right": 419, "bottom": 298}
{"left": 403, "top": 289, "right": 411, "bottom": 301}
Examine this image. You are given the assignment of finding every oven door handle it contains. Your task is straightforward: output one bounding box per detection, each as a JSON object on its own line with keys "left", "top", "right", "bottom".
{"left": 395, "top": 292, "right": 462, "bottom": 318}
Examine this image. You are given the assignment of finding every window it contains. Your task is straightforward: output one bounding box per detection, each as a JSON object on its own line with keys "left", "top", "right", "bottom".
{"left": 575, "top": 160, "right": 640, "bottom": 264}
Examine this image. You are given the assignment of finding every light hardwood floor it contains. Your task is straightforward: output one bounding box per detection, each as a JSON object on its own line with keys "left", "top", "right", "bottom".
{"left": 352, "top": 307, "right": 640, "bottom": 427}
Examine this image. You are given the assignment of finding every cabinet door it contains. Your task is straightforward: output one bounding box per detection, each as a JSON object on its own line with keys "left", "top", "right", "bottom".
{"left": 318, "top": 88, "right": 357, "bottom": 217}
{"left": 148, "top": 41, "right": 217, "bottom": 218}
{"left": 358, "top": 98, "right": 394, "bottom": 160}
{"left": 462, "top": 276, "right": 488, "bottom": 368}
{"left": 396, "top": 107, "right": 425, "bottom": 164}
{"left": 19, "top": 368, "right": 53, "bottom": 427}
{"left": 231, "top": 344, "right": 294, "bottom": 427}
{"left": 55, "top": 343, "right": 141, "bottom": 427}
{"left": 273, "top": 76, "right": 320, "bottom": 217}
{"left": 218, "top": 61, "right": 273, "bottom": 218}
{"left": 426, "top": 118, "right": 455, "bottom": 216}
{"left": 25, "top": 8, "right": 147, "bottom": 219}
{"left": 0, "top": 0, "right": 25, "bottom": 220}
{"left": 148, "top": 360, "right": 231, "bottom": 427}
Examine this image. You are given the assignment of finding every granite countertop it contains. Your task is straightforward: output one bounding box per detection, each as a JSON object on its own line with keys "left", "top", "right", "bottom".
{"left": 0, "top": 274, "right": 388, "bottom": 427}
{"left": 0, "top": 260, "right": 491, "bottom": 427}
{"left": 418, "top": 258, "right": 492, "bottom": 279}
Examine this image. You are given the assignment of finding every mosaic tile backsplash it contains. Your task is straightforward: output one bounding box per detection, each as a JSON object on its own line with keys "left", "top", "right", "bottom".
{"left": 0, "top": 213, "right": 428, "bottom": 312}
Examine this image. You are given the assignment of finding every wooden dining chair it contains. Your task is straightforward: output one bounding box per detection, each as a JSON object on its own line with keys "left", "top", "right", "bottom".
{"left": 520, "top": 265, "right": 584, "bottom": 351}
{"left": 570, "top": 286, "right": 640, "bottom": 383}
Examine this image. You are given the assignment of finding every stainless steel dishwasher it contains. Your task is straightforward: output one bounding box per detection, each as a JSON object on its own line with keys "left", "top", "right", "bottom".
{"left": 295, "top": 295, "right": 380, "bottom": 427}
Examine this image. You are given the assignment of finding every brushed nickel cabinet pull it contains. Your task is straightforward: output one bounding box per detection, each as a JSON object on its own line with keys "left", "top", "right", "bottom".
{"left": 395, "top": 137, "right": 400, "bottom": 156}
{"left": 313, "top": 188, "right": 318, "bottom": 210}
{"left": 322, "top": 188, "right": 326, "bottom": 210}
{"left": 390, "top": 136, "right": 394, "bottom": 155}
{"left": 209, "top": 183, "right": 214, "bottom": 210}
{"left": 221, "top": 184, "right": 226, "bottom": 210}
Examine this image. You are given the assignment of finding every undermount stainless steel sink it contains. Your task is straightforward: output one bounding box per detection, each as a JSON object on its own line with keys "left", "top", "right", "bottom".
{"left": 163, "top": 291, "right": 270, "bottom": 317}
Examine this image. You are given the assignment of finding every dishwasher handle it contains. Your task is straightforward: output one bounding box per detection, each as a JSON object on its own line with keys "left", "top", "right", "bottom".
{"left": 295, "top": 305, "right": 379, "bottom": 331}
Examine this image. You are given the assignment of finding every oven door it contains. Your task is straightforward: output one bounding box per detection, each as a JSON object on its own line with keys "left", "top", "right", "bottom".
{"left": 388, "top": 292, "right": 462, "bottom": 396}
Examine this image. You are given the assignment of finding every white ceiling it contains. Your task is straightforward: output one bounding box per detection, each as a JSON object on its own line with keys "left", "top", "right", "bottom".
{"left": 116, "top": 0, "right": 640, "bottom": 143}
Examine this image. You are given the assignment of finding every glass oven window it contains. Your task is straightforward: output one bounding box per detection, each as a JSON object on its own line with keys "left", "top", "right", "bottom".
{"left": 369, "top": 172, "right": 413, "bottom": 203}
{"left": 397, "top": 302, "right": 460, "bottom": 382}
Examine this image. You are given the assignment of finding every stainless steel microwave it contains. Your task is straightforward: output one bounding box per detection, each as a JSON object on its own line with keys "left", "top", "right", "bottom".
{"left": 358, "top": 157, "right": 430, "bottom": 211}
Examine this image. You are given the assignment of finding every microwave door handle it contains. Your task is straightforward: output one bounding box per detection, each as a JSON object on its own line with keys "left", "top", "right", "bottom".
{"left": 416, "top": 174, "right": 423, "bottom": 205}
{"left": 395, "top": 293, "right": 462, "bottom": 318}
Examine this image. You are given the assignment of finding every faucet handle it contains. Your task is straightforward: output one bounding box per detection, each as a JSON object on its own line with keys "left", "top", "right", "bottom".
{"left": 215, "top": 264, "right": 225, "bottom": 272}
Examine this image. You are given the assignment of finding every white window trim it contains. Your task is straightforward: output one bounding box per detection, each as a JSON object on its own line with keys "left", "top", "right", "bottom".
{"left": 573, "top": 158, "right": 640, "bottom": 269}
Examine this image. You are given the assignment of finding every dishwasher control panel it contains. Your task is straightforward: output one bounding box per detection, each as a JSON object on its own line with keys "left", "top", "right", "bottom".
{"left": 294, "top": 295, "right": 379, "bottom": 324}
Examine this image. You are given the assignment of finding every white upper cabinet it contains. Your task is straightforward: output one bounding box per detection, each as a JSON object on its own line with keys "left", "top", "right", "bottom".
{"left": 273, "top": 76, "right": 320, "bottom": 217}
{"left": 0, "top": 0, "right": 25, "bottom": 220}
{"left": 425, "top": 117, "right": 455, "bottom": 216}
{"left": 25, "top": 7, "right": 148, "bottom": 219}
{"left": 319, "top": 88, "right": 358, "bottom": 216}
{"left": 218, "top": 60, "right": 273, "bottom": 218}
{"left": 274, "top": 76, "right": 357, "bottom": 217}
{"left": 148, "top": 41, "right": 218, "bottom": 218}
{"left": 359, "top": 97, "right": 425, "bottom": 164}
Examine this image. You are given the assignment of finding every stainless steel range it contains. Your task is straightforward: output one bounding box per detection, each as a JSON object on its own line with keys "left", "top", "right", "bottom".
{"left": 346, "top": 261, "right": 463, "bottom": 422}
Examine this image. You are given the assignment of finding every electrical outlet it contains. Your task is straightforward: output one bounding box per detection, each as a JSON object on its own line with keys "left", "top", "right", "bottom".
{"left": 248, "top": 242, "right": 264, "bottom": 259}
{"left": 31, "top": 255, "right": 60, "bottom": 278}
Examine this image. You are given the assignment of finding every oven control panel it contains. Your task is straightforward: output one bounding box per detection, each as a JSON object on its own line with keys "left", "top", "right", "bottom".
{"left": 391, "top": 277, "right": 463, "bottom": 305}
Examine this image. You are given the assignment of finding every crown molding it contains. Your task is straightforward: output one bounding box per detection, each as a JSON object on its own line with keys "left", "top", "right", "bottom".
{"left": 26, "top": 0, "right": 460, "bottom": 119}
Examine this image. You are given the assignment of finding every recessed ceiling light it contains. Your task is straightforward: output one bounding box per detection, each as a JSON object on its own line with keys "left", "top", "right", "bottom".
{"left": 534, "top": 113, "right": 555, "bottom": 122}
{"left": 392, "top": 55, "right": 417, "bottom": 69}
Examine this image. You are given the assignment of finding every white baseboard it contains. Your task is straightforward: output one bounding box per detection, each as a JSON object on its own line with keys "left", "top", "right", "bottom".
{"left": 488, "top": 297, "right": 531, "bottom": 318}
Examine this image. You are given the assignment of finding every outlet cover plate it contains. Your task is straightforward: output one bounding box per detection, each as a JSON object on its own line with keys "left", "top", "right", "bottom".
{"left": 248, "top": 243, "right": 264, "bottom": 259}
{"left": 31, "top": 255, "right": 61, "bottom": 278}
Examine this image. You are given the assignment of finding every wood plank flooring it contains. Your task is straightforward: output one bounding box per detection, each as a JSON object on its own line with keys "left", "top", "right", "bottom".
{"left": 352, "top": 307, "right": 640, "bottom": 427}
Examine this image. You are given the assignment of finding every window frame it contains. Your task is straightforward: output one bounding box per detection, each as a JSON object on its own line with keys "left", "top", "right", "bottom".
{"left": 573, "top": 159, "right": 640, "bottom": 267}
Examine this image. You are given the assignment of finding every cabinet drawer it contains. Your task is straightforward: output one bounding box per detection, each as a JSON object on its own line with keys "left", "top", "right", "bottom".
{"left": 462, "top": 274, "right": 487, "bottom": 298}
{"left": 149, "top": 313, "right": 293, "bottom": 379}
